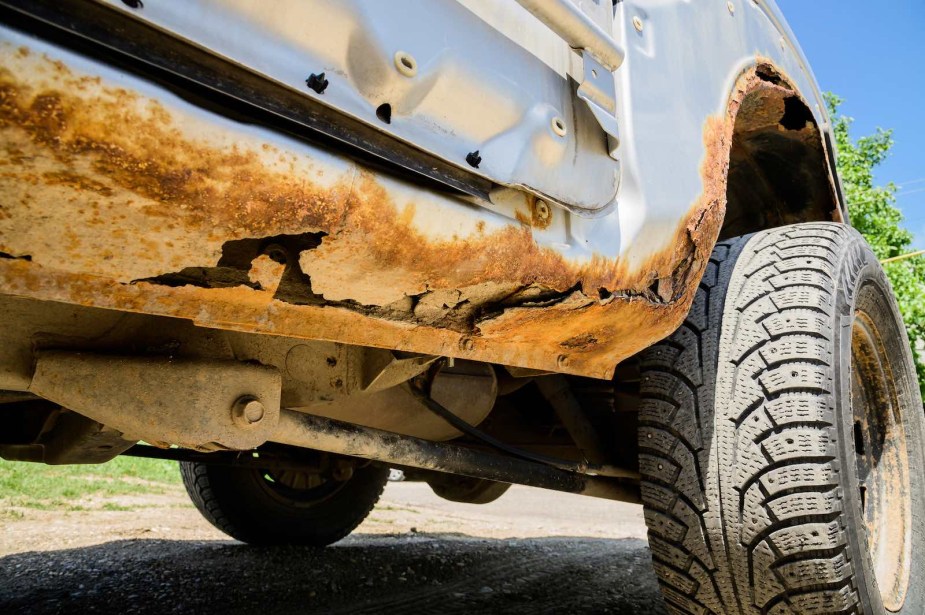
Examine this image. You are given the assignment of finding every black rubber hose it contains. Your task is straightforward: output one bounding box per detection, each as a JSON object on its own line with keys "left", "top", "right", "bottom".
{"left": 408, "top": 384, "right": 593, "bottom": 474}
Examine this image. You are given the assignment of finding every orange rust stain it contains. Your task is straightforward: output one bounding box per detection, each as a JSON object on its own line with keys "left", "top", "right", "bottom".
{"left": 514, "top": 209, "right": 532, "bottom": 227}
{"left": 0, "top": 258, "right": 647, "bottom": 379}
{"left": 0, "top": 50, "right": 794, "bottom": 377}
{"left": 0, "top": 51, "right": 698, "bottom": 302}
{"left": 529, "top": 195, "right": 553, "bottom": 231}
{"left": 478, "top": 65, "right": 810, "bottom": 367}
{"left": 0, "top": 65, "right": 352, "bottom": 241}
{"left": 728, "top": 60, "right": 841, "bottom": 227}
{"left": 42, "top": 170, "right": 113, "bottom": 196}
{"left": 754, "top": 57, "right": 842, "bottom": 222}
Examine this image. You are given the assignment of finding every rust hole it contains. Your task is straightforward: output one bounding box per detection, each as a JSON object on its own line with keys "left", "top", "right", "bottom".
{"left": 755, "top": 64, "right": 784, "bottom": 85}
{"left": 0, "top": 251, "right": 32, "bottom": 261}
{"left": 854, "top": 420, "right": 866, "bottom": 455}
{"left": 780, "top": 96, "right": 813, "bottom": 131}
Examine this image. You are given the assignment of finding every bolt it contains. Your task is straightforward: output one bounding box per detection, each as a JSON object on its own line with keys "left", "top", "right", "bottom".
{"left": 727, "top": 1, "right": 735, "bottom": 15}
{"left": 557, "top": 354, "right": 570, "bottom": 368}
{"left": 535, "top": 200, "right": 550, "bottom": 223}
{"left": 459, "top": 337, "right": 475, "bottom": 351}
{"left": 466, "top": 150, "right": 482, "bottom": 168}
{"left": 632, "top": 16, "right": 644, "bottom": 32}
{"left": 305, "top": 72, "right": 329, "bottom": 94}
{"left": 232, "top": 396, "right": 266, "bottom": 427}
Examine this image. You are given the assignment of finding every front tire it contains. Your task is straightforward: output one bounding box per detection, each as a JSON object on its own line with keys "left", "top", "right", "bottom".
{"left": 639, "top": 223, "right": 925, "bottom": 614}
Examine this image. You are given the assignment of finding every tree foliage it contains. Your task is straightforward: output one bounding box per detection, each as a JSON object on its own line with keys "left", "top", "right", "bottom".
{"left": 826, "top": 93, "right": 925, "bottom": 393}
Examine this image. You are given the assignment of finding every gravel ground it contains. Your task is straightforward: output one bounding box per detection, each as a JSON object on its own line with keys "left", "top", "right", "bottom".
{"left": 0, "top": 482, "right": 667, "bottom": 614}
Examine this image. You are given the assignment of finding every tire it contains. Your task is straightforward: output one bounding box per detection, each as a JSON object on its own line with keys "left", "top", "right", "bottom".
{"left": 638, "top": 223, "right": 925, "bottom": 615}
{"left": 180, "top": 458, "right": 389, "bottom": 546}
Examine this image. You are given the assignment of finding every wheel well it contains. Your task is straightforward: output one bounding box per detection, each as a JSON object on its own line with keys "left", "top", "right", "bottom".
{"left": 720, "top": 65, "right": 841, "bottom": 240}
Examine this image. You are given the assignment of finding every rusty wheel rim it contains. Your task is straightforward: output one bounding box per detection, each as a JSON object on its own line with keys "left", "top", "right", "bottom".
{"left": 851, "top": 309, "right": 912, "bottom": 611}
{"left": 269, "top": 469, "right": 328, "bottom": 491}
{"left": 256, "top": 468, "right": 345, "bottom": 506}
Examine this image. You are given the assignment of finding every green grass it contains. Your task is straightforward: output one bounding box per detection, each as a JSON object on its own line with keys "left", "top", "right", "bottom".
{"left": 0, "top": 455, "right": 181, "bottom": 513}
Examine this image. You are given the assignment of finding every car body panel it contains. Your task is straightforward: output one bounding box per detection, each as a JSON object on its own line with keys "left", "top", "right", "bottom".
{"left": 0, "top": 0, "right": 839, "bottom": 379}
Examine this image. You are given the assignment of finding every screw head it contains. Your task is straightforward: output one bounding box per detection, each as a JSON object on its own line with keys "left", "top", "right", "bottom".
{"left": 557, "top": 354, "right": 570, "bottom": 368}
{"left": 232, "top": 396, "right": 266, "bottom": 427}
{"left": 632, "top": 16, "right": 644, "bottom": 32}
{"left": 459, "top": 337, "right": 475, "bottom": 351}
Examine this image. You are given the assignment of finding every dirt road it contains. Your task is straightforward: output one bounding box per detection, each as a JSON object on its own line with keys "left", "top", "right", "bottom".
{"left": 0, "top": 482, "right": 666, "bottom": 614}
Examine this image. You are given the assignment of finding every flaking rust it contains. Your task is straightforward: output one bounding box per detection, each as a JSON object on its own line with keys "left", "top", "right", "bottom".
{"left": 0, "top": 46, "right": 793, "bottom": 378}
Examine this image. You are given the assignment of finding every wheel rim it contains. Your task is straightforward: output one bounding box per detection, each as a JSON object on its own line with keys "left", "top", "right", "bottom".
{"left": 254, "top": 467, "right": 347, "bottom": 506}
{"left": 851, "top": 308, "right": 912, "bottom": 611}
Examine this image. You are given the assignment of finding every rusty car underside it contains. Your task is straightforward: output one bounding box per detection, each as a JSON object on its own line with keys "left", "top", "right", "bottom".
{"left": 0, "top": 0, "right": 840, "bottom": 502}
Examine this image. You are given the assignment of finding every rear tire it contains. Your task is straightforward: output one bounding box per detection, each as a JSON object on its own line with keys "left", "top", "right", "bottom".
{"left": 180, "top": 457, "right": 388, "bottom": 546}
{"left": 639, "top": 223, "right": 925, "bottom": 614}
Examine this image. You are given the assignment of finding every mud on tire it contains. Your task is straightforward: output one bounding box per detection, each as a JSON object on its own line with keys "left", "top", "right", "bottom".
{"left": 638, "top": 223, "right": 925, "bottom": 614}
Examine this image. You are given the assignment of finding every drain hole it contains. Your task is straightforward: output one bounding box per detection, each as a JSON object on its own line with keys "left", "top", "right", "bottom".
{"left": 376, "top": 103, "right": 392, "bottom": 124}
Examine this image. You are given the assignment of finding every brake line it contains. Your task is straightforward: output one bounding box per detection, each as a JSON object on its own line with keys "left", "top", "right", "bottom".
{"left": 409, "top": 380, "right": 638, "bottom": 480}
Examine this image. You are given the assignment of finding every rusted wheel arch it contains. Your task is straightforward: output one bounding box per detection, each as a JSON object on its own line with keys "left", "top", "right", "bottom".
{"left": 719, "top": 61, "right": 843, "bottom": 241}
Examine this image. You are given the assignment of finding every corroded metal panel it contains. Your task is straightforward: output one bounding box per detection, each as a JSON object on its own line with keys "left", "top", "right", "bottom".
{"left": 0, "top": 0, "right": 836, "bottom": 379}
{"left": 93, "top": 0, "right": 621, "bottom": 213}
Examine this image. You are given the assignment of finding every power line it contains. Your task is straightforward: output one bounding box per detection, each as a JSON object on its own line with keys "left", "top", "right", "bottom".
{"left": 844, "top": 186, "right": 925, "bottom": 209}
{"left": 897, "top": 187, "right": 925, "bottom": 199}
{"left": 882, "top": 249, "right": 925, "bottom": 264}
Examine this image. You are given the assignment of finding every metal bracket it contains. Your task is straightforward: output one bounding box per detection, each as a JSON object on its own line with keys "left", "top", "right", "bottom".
{"left": 29, "top": 352, "right": 282, "bottom": 451}
{"left": 513, "top": 0, "right": 623, "bottom": 158}
{"left": 576, "top": 52, "right": 621, "bottom": 158}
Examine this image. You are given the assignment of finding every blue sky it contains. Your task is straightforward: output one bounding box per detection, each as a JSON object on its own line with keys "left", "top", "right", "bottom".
{"left": 777, "top": 0, "right": 925, "bottom": 248}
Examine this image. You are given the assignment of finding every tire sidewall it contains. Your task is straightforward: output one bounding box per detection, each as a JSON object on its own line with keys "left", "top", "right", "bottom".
{"left": 182, "top": 460, "right": 389, "bottom": 546}
{"left": 833, "top": 233, "right": 925, "bottom": 615}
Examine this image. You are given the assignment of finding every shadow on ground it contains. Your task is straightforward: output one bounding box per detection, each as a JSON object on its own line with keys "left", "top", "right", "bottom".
{"left": 0, "top": 533, "right": 666, "bottom": 614}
